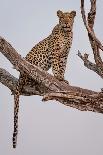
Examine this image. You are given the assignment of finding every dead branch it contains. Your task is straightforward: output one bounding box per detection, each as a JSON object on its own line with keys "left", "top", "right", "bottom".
{"left": 0, "top": 68, "right": 44, "bottom": 96}
{"left": 77, "top": 51, "right": 103, "bottom": 78}
{"left": 43, "top": 91, "right": 103, "bottom": 113}
{"left": 0, "top": 36, "right": 103, "bottom": 114}
{"left": 79, "top": 0, "right": 103, "bottom": 78}
{"left": 81, "top": 0, "right": 103, "bottom": 51}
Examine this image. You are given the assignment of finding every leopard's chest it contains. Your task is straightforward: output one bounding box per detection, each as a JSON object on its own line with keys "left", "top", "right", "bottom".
{"left": 58, "top": 33, "right": 73, "bottom": 51}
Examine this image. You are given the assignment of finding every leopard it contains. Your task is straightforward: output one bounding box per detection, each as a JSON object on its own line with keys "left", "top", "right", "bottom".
{"left": 13, "top": 10, "right": 76, "bottom": 148}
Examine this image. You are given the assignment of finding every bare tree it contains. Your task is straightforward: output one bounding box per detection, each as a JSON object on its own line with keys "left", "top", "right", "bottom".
{"left": 0, "top": 0, "right": 103, "bottom": 116}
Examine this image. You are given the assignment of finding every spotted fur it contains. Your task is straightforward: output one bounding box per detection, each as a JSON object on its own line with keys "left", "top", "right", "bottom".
{"left": 13, "top": 10, "right": 76, "bottom": 148}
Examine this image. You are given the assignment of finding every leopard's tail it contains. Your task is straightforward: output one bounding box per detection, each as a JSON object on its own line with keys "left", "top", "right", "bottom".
{"left": 12, "top": 73, "right": 26, "bottom": 148}
{"left": 12, "top": 92, "right": 20, "bottom": 148}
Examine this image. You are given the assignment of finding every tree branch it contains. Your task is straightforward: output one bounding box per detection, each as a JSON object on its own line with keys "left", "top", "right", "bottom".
{"left": 79, "top": 0, "right": 103, "bottom": 78}
{"left": 43, "top": 92, "right": 103, "bottom": 113}
{"left": 0, "top": 36, "right": 103, "bottom": 114}
{"left": 0, "top": 68, "right": 44, "bottom": 96}
{"left": 77, "top": 51, "right": 103, "bottom": 78}
{"left": 81, "top": 0, "right": 103, "bottom": 51}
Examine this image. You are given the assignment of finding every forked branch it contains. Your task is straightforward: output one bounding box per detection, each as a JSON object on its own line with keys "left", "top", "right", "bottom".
{"left": 78, "top": 0, "right": 103, "bottom": 78}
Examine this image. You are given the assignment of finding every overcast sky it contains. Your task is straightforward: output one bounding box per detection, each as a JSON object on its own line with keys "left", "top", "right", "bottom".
{"left": 0, "top": 0, "right": 103, "bottom": 155}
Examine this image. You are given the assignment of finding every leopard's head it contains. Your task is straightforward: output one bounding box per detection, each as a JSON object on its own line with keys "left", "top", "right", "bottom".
{"left": 57, "top": 10, "right": 76, "bottom": 32}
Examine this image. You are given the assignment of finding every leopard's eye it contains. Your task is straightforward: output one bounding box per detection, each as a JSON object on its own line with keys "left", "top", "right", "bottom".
{"left": 69, "top": 15, "right": 73, "bottom": 19}
{"left": 60, "top": 17, "right": 64, "bottom": 20}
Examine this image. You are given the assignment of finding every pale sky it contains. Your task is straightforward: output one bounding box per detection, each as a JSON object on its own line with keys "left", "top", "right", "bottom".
{"left": 0, "top": 0, "right": 103, "bottom": 155}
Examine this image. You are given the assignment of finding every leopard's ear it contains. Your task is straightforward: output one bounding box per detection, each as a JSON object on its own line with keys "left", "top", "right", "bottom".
{"left": 70, "top": 11, "right": 76, "bottom": 17}
{"left": 57, "top": 10, "right": 64, "bottom": 18}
